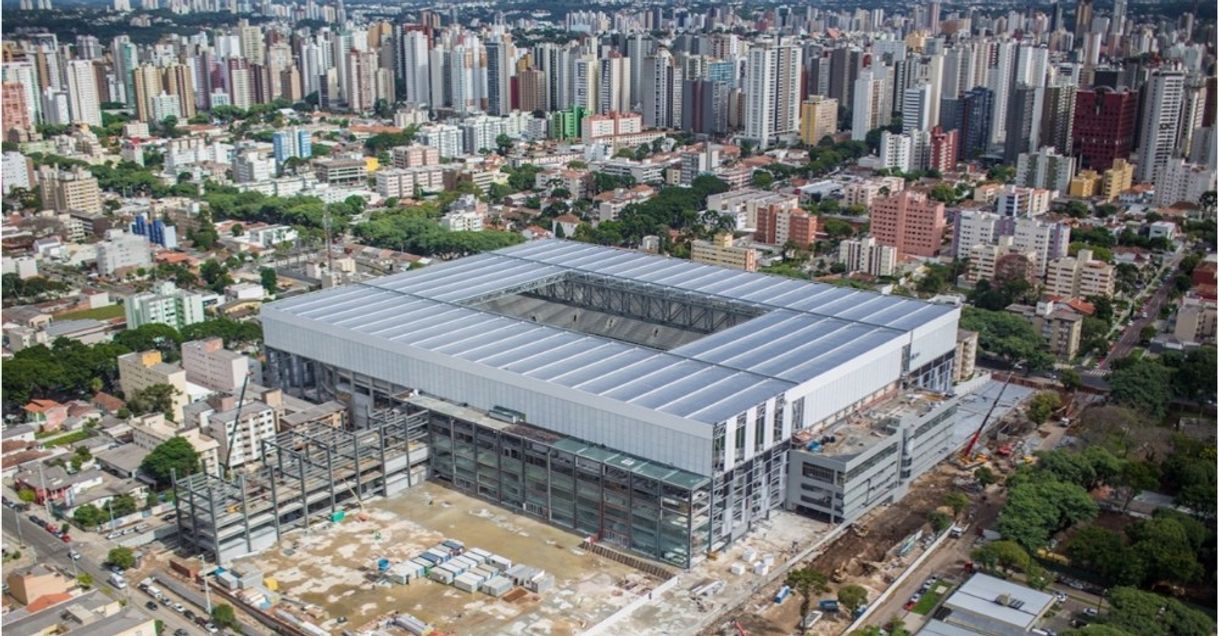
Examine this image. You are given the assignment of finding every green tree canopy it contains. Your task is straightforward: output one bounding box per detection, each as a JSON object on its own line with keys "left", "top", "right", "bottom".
{"left": 140, "top": 437, "right": 201, "bottom": 487}
{"left": 1103, "top": 587, "right": 1215, "bottom": 636}
{"left": 107, "top": 546, "right": 136, "bottom": 569}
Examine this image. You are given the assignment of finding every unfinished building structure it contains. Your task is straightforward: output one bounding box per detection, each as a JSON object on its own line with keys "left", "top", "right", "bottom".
{"left": 173, "top": 399, "right": 429, "bottom": 564}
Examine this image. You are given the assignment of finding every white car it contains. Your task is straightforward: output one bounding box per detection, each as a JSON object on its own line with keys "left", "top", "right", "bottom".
{"left": 173, "top": 602, "right": 185, "bottom": 613}
{"left": 68, "top": 550, "right": 81, "bottom": 560}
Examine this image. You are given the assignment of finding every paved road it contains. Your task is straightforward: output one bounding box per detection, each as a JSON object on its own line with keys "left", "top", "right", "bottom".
{"left": 1097, "top": 249, "right": 1186, "bottom": 372}
{"left": 2, "top": 507, "right": 202, "bottom": 636}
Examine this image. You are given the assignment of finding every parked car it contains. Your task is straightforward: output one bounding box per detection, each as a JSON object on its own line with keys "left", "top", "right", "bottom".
{"left": 145, "top": 601, "right": 158, "bottom": 611}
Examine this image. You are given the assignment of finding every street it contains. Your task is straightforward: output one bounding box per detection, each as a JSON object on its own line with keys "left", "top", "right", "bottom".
{"left": 1097, "top": 249, "right": 1186, "bottom": 372}
{"left": 2, "top": 507, "right": 203, "bottom": 636}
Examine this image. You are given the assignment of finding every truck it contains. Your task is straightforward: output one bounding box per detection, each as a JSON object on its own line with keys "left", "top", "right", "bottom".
{"left": 818, "top": 599, "right": 840, "bottom": 612}
{"left": 950, "top": 523, "right": 970, "bottom": 538}
{"left": 109, "top": 572, "right": 127, "bottom": 589}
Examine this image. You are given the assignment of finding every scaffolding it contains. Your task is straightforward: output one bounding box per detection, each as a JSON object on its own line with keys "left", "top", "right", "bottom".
{"left": 173, "top": 403, "right": 429, "bottom": 566}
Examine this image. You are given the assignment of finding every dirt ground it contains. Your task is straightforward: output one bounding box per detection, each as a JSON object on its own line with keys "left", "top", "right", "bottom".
{"left": 710, "top": 459, "right": 1010, "bottom": 636}
{"left": 232, "top": 482, "right": 660, "bottom": 636}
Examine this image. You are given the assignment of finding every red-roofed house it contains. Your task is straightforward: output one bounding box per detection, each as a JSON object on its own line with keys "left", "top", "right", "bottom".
{"left": 22, "top": 399, "right": 68, "bottom": 433}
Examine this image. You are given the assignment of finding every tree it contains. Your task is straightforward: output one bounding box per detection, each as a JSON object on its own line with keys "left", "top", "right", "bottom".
{"left": 17, "top": 488, "right": 36, "bottom": 503}
{"left": 837, "top": 584, "right": 868, "bottom": 613}
{"left": 1026, "top": 392, "right": 1063, "bottom": 424}
{"left": 77, "top": 573, "right": 93, "bottom": 589}
{"left": 1124, "top": 513, "right": 1206, "bottom": 586}
{"left": 751, "top": 170, "right": 774, "bottom": 188}
{"left": 73, "top": 503, "right": 106, "bottom": 529}
{"left": 141, "top": 437, "right": 201, "bottom": 487}
{"left": 1067, "top": 525, "right": 1142, "bottom": 585}
{"left": 1060, "top": 368, "right": 1083, "bottom": 391}
{"left": 107, "top": 546, "right": 136, "bottom": 570}
{"left": 785, "top": 566, "right": 828, "bottom": 621}
{"left": 997, "top": 476, "right": 1098, "bottom": 550}
{"left": 211, "top": 604, "right": 239, "bottom": 629}
{"left": 944, "top": 492, "right": 970, "bottom": 518}
{"left": 974, "top": 466, "right": 997, "bottom": 487}
{"left": 260, "top": 267, "right": 278, "bottom": 294}
{"left": 126, "top": 383, "right": 180, "bottom": 420}
{"left": 230, "top": 223, "right": 244, "bottom": 236}
{"left": 972, "top": 540, "right": 1033, "bottom": 575}
{"left": 1114, "top": 461, "right": 1159, "bottom": 511}
{"left": 199, "top": 259, "right": 234, "bottom": 293}
{"left": 1104, "top": 587, "right": 1214, "bottom": 636}
{"left": 928, "top": 510, "right": 953, "bottom": 533}
{"left": 1108, "top": 359, "right": 1173, "bottom": 418}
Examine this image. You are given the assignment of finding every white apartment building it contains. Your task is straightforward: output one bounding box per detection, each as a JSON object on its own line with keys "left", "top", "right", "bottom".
{"left": 1045, "top": 249, "right": 1117, "bottom": 298}
{"left": 838, "top": 237, "right": 897, "bottom": 276}
{"left": 842, "top": 177, "right": 905, "bottom": 207}
{"left": 1015, "top": 147, "right": 1076, "bottom": 194}
{"left": 96, "top": 229, "right": 152, "bottom": 276}
{"left": 2, "top": 151, "right": 32, "bottom": 194}
{"left": 124, "top": 281, "right": 206, "bottom": 330}
{"left": 203, "top": 401, "right": 276, "bottom": 469}
{"left": 419, "top": 124, "right": 463, "bottom": 158}
{"left": 996, "top": 186, "right": 1053, "bottom": 217}
{"left": 1154, "top": 159, "right": 1217, "bottom": 206}
{"left": 182, "top": 337, "right": 249, "bottom": 392}
{"left": 440, "top": 209, "right": 484, "bottom": 232}
{"left": 375, "top": 166, "right": 446, "bottom": 198}
{"left": 232, "top": 150, "right": 274, "bottom": 184}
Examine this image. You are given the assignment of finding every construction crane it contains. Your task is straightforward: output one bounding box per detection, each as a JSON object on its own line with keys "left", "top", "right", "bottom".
{"left": 221, "top": 374, "right": 250, "bottom": 479}
{"left": 960, "top": 364, "right": 1022, "bottom": 462}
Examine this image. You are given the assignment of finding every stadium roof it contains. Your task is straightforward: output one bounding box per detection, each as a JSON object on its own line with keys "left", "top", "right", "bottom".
{"left": 266, "top": 240, "right": 956, "bottom": 426}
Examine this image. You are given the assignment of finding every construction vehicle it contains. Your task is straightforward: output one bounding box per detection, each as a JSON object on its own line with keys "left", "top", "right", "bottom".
{"left": 958, "top": 369, "right": 1019, "bottom": 466}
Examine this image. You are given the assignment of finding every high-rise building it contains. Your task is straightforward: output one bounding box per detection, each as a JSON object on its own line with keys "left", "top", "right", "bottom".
{"left": 1003, "top": 84, "right": 1037, "bottom": 164}
{"left": 870, "top": 190, "right": 946, "bottom": 258}
{"left": 597, "top": 52, "right": 631, "bottom": 115}
{"left": 1073, "top": 0, "right": 1094, "bottom": 42}
{"left": 1072, "top": 86, "right": 1137, "bottom": 171}
{"left": 485, "top": 39, "right": 511, "bottom": 116}
{"left": 1038, "top": 83, "right": 1077, "bottom": 155}
{"left": 400, "top": 29, "right": 431, "bottom": 106}
{"left": 902, "top": 83, "right": 933, "bottom": 134}
{"left": 517, "top": 68, "right": 547, "bottom": 113}
{"left": 1135, "top": 70, "right": 1185, "bottom": 183}
{"left": 2, "top": 82, "right": 31, "bottom": 139}
{"left": 64, "top": 59, "right": 101, "bottom": 127}
{"left": 959, "top": 86, "right": 993, "bottom": 160}
{"left": 744, "top": 38, "right": 802, "bottom": 148}
{"left": 1016, "top": 147, "right": 1077, "bottom": 193}
{"left": 572, "top": 55, "right": 598, "bottom": 113}
{"left": 38, "top": 164, "right": 101, "bottom": 214}
{"left": 987, "top": 41, "right": 1016, "bottom": 148}
{"left": 345, "top": 50, "right": 377, "bottom": 113}
{"left": 132, "top": 64, "right": 162, "bottom": 122}
{"left": 928, "top": 126, "right": 959, "bottom": 172}
{"left": 851, "top": 65, "right": 891, "bottom": 140}
{"left": 641, "top": 47, "right": 678, "bottom": 129}
{"left": 755, "top": 206, "right": 817, "bottom": 248}
{"left": 2, "top": 63, "right": 41, "bottom": 127}
{"left": 125, "top": 281, "right": 206, "bottom": 330}
{"left": 799, "top": 96, "right": 837, "bottom": 145}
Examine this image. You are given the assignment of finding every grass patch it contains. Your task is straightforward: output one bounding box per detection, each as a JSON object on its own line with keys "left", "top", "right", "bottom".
{"left": 57, "top": 304, "right": 124, "bottom": 321}
{"left": 42, "top": 430, "right": 93, "bottom": 447}
{"left": 912, "top": 584, "right": 949, "bottom": 615}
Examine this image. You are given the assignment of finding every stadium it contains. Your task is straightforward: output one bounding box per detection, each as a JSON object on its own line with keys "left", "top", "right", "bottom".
{"left": 242, "top": 240, "right": 964, "bottom": 568}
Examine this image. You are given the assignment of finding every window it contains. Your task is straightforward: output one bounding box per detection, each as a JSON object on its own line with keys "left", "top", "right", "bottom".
{"left": 791, "top": 397, "right": 805, "bottom": 430}
{"left": 754, "top": 403, "right": 766, "bottom": 450}
{"left": 734, "top": 414, "right": 746, "bottom": 460}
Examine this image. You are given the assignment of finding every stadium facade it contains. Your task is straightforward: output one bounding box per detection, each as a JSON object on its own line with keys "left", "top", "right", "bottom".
{"left": 253, "top": 240, "right": 961, "bottom": 568}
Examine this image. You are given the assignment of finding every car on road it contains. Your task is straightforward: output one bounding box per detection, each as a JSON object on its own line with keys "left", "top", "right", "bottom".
{"left": 193, "top": 615, "right": 209, "bottom": 627}
{"left": 28, "top": 514, "right": 44, "bottom": 526}
{"left": 174, "top": 629, "right": 190, "bottom": 636}
{"left": 1054, "top": 592, "right": 1067, "bottom": 603}
{"left": 68, "top": 549, "right": 80, "bottom": 560}
{"left": 204, "top": 623, "right": 218, "bottom": 633}
{"left": 184, "top": 610, "right": 196, "bottom": 622}
{"left": 173, "top": 602, "right": 185, "bottom": 613}
{"left": 1083, "top": 608, "right": 1099, "bottom": 617}
{"left": 145, "top": 601, "right": 158, "bottom": 611}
